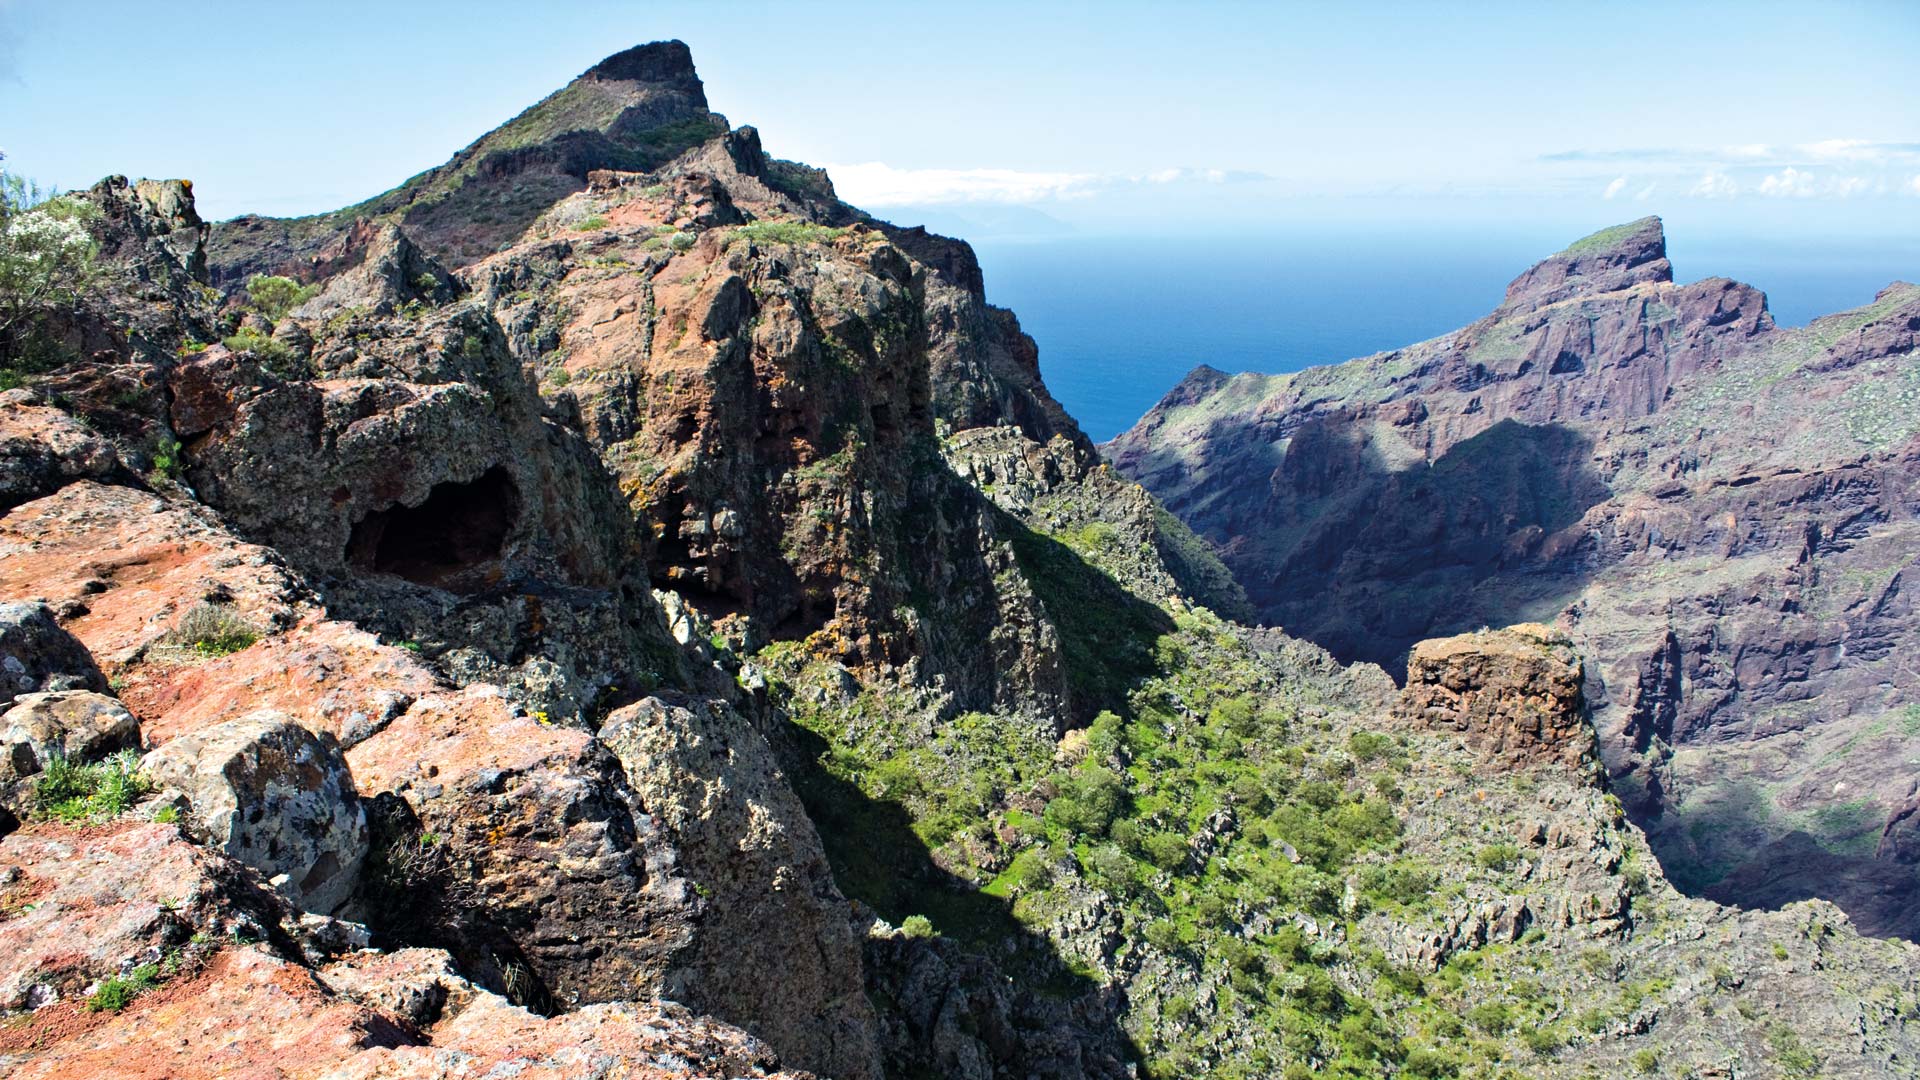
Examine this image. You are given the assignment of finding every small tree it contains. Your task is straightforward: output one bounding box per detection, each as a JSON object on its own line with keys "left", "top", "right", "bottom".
{"left": 0, "top": 164, "right": 100, "bottom": 350}
{"left": 245, "top": 273, "right": 316, "bottom": 322}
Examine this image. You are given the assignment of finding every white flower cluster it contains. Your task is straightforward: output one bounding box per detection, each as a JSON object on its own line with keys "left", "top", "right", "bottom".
{"left": 2, "top": 205, "right": 94, "bottom": 266}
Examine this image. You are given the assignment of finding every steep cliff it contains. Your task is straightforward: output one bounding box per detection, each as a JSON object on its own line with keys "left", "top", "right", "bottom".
{"left": 4, "top": 45, "right": 1920, "bottom": 1080}
{"left": 1107, "top": 217, "right": 1920, "bottom": 938}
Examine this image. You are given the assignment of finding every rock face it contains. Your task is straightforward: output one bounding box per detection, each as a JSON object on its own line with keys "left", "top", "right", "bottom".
{"left": 142, "top": 712, "right": 368, "bottom": 914}
{"left": 1109, "top": 218, "right": 1920, "bottom": 937}
{"left": 1396, "top": 624, "right": 1595, "bottom": 777}
{"left": 0, "top": 604, "right": 106, "bottom": 708}
{"left": 0, "top": 824, "right": 806, "bottom": 1080}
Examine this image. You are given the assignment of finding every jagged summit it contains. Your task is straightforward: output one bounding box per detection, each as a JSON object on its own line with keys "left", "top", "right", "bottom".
{"left": 207, "top": 40, "right": 727, "bottom": 283}
{"left": 583, "top": 38, "right": 702, "bottom": 85}
{"left": 1502, "top": 214, "right": 1672, "bottom": 310}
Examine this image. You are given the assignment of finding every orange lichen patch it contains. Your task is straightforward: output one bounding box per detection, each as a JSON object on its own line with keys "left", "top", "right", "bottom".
{"left": 119, "top": 617, "right": 441, "bottom": 747}
{"left": 1, "top": 949, "right": 416, "bottom": 1080}
{"left": 0, "top": 483, "right": 302, "bottom": 666}
{"left": 345, "top": 685, "right": 590, "bottom": 794}
{"left": 0, "top": 824, "right": 218, "bottom": 1005}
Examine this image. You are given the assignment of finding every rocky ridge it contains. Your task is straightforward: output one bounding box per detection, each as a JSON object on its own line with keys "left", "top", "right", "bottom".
{"left": 1107, "top": 217, "right": 1920, "bottom": 939}
{"left": 1, "top": 44, "right": 1918, "bottom": 1080}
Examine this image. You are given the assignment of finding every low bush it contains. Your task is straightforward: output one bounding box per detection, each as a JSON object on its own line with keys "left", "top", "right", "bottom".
{"left": 87, "top": 962, "right": 160, "bottom": 1011}
{"left": 35, "top": 749, "right": 152, "bottom": 822}
{"left": 166, "top": 602, "right": 261, "bottom": 657}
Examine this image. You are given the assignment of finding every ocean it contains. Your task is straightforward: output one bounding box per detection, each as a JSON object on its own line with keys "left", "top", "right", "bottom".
{"left": 970, "top": 231, "right": 1920, "bottom": 443}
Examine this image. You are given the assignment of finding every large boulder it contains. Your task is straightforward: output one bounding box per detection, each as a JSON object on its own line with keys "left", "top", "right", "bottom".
{"left": 141, "top": 711, "right": 368, "bottom": 914}
{"left": 599, "top": 694, "right": 882, "bottom": 1080}
{"left": 0, "top": 396, "right": 129, "bottom": 513}
{"left": 0, "top": 690, "right": 141, "bottom": 783}
{"left": 1395, "top": 623, "right": 1596, "bottom": 777}
{"left": 343, "top": 685, "right": 698, "bottom": 1008}
{"left": 0, "top": 602, "right": 106, "bottom": 708}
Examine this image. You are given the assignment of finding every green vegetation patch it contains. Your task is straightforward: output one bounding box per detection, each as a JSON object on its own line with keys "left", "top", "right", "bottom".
{"left": 35, "top": 749, "right": 152, "bottom": 822}
{"left": 164, "top": 602, "right": 262, "bottom": 658}
{"left": 731, "top": 220, "right": 851, "bottom": 247}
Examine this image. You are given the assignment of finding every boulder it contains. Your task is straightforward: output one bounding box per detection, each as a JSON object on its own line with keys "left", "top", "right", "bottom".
{"left": 0, "top": 397, "right": 128, "bottom": 513}
{"left": 0, "top": 690, "right": 141, "bottom": 783}
{"left": 599, "top": 694, "right": 882, "bottom": 1079}
{"left": 0, "top": 602, "right": 106, "bottom": 708}
{"left": 1395, "top": 623, "right": 1596, "bottom": 777}
{"left": 141, "top": 711, "right": 367, "bottom": 914}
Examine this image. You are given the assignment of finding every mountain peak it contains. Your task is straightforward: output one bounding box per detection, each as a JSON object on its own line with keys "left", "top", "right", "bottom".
{"left": 1502, "top": 215, "right": 1671, "bottom": 311}
{"left": 582, "top": 39, "right": 703, "bottom": 90}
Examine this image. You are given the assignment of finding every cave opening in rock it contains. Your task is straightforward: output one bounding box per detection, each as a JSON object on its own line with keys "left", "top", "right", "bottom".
{"left": 346, "top": 466, "right": 519, "bottom": 589}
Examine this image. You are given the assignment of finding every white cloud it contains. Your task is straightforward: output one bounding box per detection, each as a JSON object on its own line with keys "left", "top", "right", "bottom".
{"left": 1908, "top": 174, "right": 1920, "bottom": 196}
{"left": 1139, "top": 167, "right": 1249, "bottom": 185}
{"left": 824, "top": 162, "right": 1098, "bottom": 205}
{"left": 1634, "top": 183, "right": 1658, "bottom": 201}
{"left": 1758, "top": 167, "right": 1819, "bottom": 197}
{"left": 1726, "top": 143, "right": 1773, "bottom": 159}
{"left": 825, "top": 162, "right": 1269, "bottom": 206}
{"left": 1831, "top": 175, "right": 1876, "bottom": 198}
{"left": 1602, "top": 176, "right": 1628, "bottom": 200}
{"left": 1803, "top": 138, "right": 1887, "bottom": 163}
{"left": 1689, "top": 172, "right": 1739, "bottom": 199}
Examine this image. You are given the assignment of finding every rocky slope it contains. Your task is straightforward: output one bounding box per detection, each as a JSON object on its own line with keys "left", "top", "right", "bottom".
{"left": 1106, "top": 216, "right": 1920, "bottom": 939}
{"left": 3, "top": 44, "right": 1919, "bottom": 1080}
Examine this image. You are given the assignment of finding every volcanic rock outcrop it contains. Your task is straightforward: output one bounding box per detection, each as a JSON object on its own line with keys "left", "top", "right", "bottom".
{"left": 1108, "top": 216, "right": 1920, "bottom": 937}
{"left": 1395, "top": 623, "right": 1595, "bottom": 777}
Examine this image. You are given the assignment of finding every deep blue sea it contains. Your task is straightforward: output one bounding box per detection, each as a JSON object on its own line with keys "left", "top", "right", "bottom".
{"left": 970, "top": 232, "right": 1920, "bottom": 442}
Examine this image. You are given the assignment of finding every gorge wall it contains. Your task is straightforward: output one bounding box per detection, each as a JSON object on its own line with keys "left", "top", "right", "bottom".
{"left": 1107, "top": 216, "right": 1920, "bottom": 938}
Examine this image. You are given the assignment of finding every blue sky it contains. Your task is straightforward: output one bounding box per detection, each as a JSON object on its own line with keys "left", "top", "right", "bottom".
{"left": 3, "top": 0, "right": 1918, "bottom": 240}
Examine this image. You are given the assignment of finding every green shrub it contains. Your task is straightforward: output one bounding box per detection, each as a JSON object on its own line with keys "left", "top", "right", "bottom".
{"left": 1522, "top": 1023, "right": 1567, "bottom": 1054}
{"left": 900, "top": 914, "right": 936, "bottom": 939}
{"left": 1630, "top": 1047, "right": 1659, "bottom": 1073}
{"left": 1140, "top": 830, "right": 1191, "bottom": 871}
{"left": 1044, "top": 765, "right": 1127, "bottom": 837}
{"left": 166, "top": 602, "right": 261, "bottom": 657}
{"left": 1081, "top": 843, "right": 1138, "bottom": 892}
{"left": 733, "top": 220, "right": 850, "bottom": 247}
{"left": 1347, "top": 730, "right": 1394, "bottom": 762}
{"left": 221, "top": 326, "right": 296, "bottom": 370}
{"left": 87, "top": 962, "right": 160, "bottom": 1011}
{"left": 244, "top": 274, "right": 316, "bottom": 321}
{"left": 1357, "top": 861, "right": 1438, "bottom": 908}
{"left": 1402, "top": 1046, "right": 1463, "bottom": 1079}
{"left": 1476, "top": 843, "right": 1523, "bottom": 872}
{"left": 1465, "top": 1001, "right": 1513, "bottom": 1036}
{"left": 1143, "top": 919, "right": 1183, "bottom": 952}
{"left": 1767, "top": 1024, "right": 1819, "bottom": 1077}
{"left": 35, "top": 749, "right": 152, "bottom": 822}
{"left": 151, "top": 437, "right": 183, "bottom": 480}
{"left": 574, "top": 215, "right": 610, "bottom": 231}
